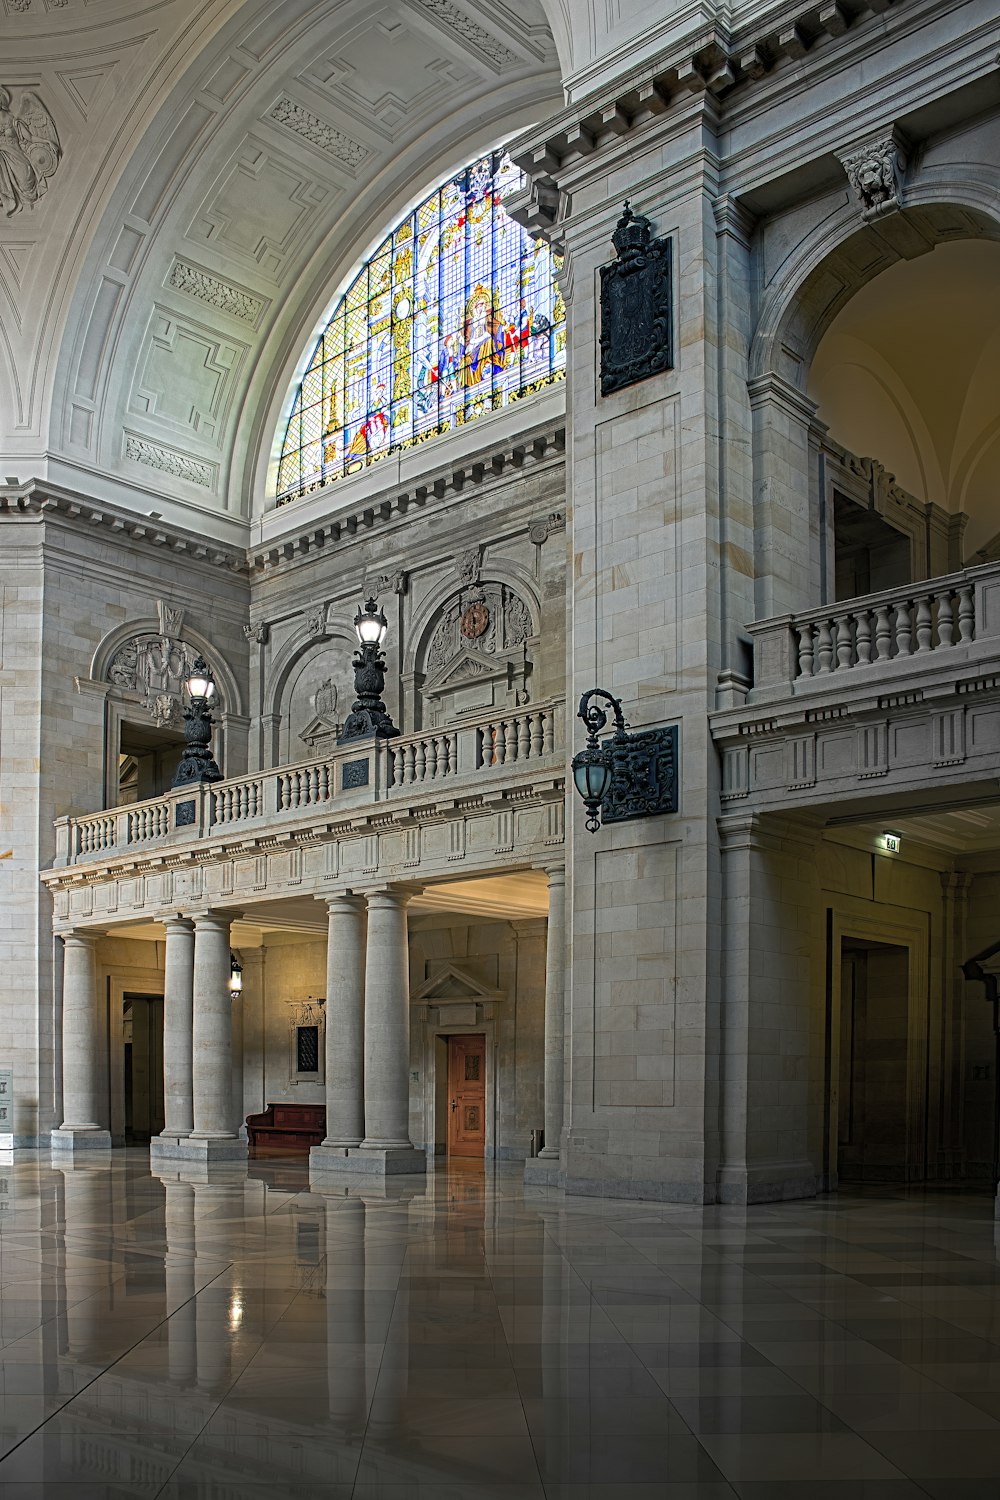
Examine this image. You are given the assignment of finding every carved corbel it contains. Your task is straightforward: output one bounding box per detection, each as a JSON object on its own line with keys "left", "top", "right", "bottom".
{"left": 243, "top": 620, "right": 269, "bottom": 644}
{"left": 837, "top": 129, "right": 907, "bottom": 221}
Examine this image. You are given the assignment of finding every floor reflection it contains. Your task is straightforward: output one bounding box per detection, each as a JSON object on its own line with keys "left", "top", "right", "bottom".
{"left": 1, "top": 1155, "right": 1000, "bottom": 1495}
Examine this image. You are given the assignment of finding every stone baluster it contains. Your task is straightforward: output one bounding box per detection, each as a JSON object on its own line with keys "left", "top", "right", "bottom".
{"left": 835, "top": 614, "right": 854, "bottom": 670}
{"left": 959, "top": 586, "right": 975, "bottom": 642}
{"left": 816, "top": 619, "right": 834, "bottom": 674}
{"left": 915, "top": 595, "right": 934, "bottom": 652}
{"left": 855, "top": 611, "right": 872, "bottom": 665}
{"left": 895, "top": 599, "right": 912, "bottom": 656}
{"left": 795, "top": 622, "right": 814, "bottom": 678}
{"left": 874, "top": 604, "right": 893, "bottom": 661}
{"left": 937, "top": 591, "right": 955, "bottom": 647}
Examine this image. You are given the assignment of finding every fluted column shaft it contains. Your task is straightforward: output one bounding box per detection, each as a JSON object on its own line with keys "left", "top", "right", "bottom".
{"left": 323, "top": 895, "right": 366, "bottom": 1147}
{"left": 361, "top": 889, "right": 413, "bottom": 1151}
{"left": 191, "top": 913, "right": 235, "bottom": 1139}
{"left": 161, "top": 916, "right": 195, "bottom": 1138}
{"left": 538, "top": 866, "right": 566, "bottom": 1160}
{"left": 59, "top": 932, "right": 104, "bottom": 1132}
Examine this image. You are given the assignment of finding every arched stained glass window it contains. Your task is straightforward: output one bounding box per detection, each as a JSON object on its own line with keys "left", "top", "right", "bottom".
{"left": 276, "top": 150, "right": 565, "bottom": 505}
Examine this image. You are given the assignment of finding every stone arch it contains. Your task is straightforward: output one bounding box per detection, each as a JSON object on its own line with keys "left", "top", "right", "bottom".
{"left": 405, "top": 573, "right": 542, "bottom": 731}
{"left": 264, "top": 625, "right": 359, "bottom": 769}
{"left": 91, "top": 618, "right": 243, "bottom": 716}
{"left": 746, "top": 194, "right": 1000, "bottom": 619}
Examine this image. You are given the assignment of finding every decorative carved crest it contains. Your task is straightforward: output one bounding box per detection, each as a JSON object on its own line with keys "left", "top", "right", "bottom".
{"left": 105, "top": 631, "right": 215, "bottom": 727}
{"left": 837, "top": 132, "right": 906, "bottom": 221}
{"left": 0, "top": 87, "right": 61, "bottom": 217}
{"left": 305, "top": 604, "right": 328, "bottom": 637}
{"left": 243, "top": 620, "right": 269, "bottom": 644}
{"left": 147, "top": 693, "right": 183, "bottom": 730}
{"left": 157, "top": 600, "right": 184, "bottom": 638}
{"left": 368, "top": 569, "right": 408, "bottom": 596}
{"left": 460, "top": 602, "right": 490, "bottom": 640}
{"left": 456, "top": 547, "right": 482, "bottom": 585}
{"left": 599, "top": 203, "right": 673, "bottom": 396}
{"left": 313, "top": 678, "right": 338, "bottom": 723}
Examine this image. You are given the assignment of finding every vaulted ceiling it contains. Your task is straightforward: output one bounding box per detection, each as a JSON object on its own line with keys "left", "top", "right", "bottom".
{"left": 0, "top": 0, "right": 561, "bottom": 542}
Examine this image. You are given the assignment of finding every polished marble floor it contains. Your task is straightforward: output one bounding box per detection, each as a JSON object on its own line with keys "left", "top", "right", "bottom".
{"left": 0, "top": 1155, "right": 999, "bottom": 1497}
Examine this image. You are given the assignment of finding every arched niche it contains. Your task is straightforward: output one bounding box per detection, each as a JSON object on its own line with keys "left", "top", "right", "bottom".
{"left": 267, "top": 630, "right": 358, "bottom": 768}
{"left": 746, "top": 197, "right": 1000, "bottom": 618}
{"left": 406, "top": 578, "right": 540, "bottom": 731}
{"left": 91, "top": 618, "right": 243, "bottom": 807}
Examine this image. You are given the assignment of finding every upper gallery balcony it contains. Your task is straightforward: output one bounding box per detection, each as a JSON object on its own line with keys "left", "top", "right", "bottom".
{"left": 53, "top": 699, "right": 565, "bottom": 872}
{"left": 711, "top": 562, "right": 1000, "bottom": 813}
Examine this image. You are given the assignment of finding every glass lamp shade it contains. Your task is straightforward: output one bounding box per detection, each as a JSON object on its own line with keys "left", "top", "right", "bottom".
{"left": 229, "top": 953, "right": 243, "bottom": 994}
{"left": 572, "top": 744, "right": 612, "bottom": 831}
{"left": 186, "top": 655, "right": 216, "bottom": 703}
{"left": 355, "top": 598, "right": 388, "bottom": 647}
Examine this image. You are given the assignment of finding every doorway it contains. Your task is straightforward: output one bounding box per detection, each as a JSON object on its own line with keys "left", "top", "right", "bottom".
{"left": 836, "top": 939, "right": 917, "bottom": 1183}
{"left": 447, "top": 1034, "right": 486, "bottom": 1157}
{"left": 123, "top": 994, "right": 164, "bottom": 1142}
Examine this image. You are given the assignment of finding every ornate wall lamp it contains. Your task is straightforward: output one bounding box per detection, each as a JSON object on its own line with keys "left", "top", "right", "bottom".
{"left": 229, "top": 952, "right": 243, "bottom": 995}
{"left": 571, "top": 688, "right": 678, "bottom": 833}
{"left": 338, "top": 597, "right": 400, "bottom": 743}
{"left": 171, "top": 654, "right": 224, "bottom": 788}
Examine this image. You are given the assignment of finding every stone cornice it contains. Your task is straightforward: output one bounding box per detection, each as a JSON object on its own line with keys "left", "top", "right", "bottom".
{"left": 505, "top": 0, "right": 909, "bottom": 230}
{"left": 0, "top": 484, "right": 249, "bottom": 574}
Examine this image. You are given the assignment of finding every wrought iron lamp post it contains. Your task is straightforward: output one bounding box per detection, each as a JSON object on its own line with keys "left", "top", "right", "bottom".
{"left": 571, "top": 688, "right": 678, "bottom": 833}
{"left": 338, "top": 597, "right": 400, "bottom": 743}
{"left": 171, "top": 654, "right": 224, "bottom": 788}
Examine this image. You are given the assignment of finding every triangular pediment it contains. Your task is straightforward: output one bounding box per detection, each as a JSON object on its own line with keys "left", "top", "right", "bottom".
{"left": 411, "top": 961, "right": 503, "bottom": 1004}
{"left": 299, "top": 716, "right": 338, "bottom": 746}
{"left": 422, "top": 646, "right": 509, "bottom": 695}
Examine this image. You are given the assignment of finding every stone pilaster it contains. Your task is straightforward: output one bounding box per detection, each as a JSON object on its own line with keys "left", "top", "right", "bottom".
{"left": 311, "top": 895, "right": 366, "bottom": 1173}
{"left": 153, "top": 916, "right": 195, "bottom": 1158}
{"left": 525, "top": 863, "right": 566, "bottom": 1185}
{"left": 51, "top": 931, "right": 111, "bottom": 1153}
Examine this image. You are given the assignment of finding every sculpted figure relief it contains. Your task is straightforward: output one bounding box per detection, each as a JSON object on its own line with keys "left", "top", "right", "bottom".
{"left": 0, "top": 88, "right": 60, "bottom": 217}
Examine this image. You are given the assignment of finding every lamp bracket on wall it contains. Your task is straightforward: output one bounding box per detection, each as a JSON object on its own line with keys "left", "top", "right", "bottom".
{"left": 571, "top": 687, "right": 678, "bottom": 832}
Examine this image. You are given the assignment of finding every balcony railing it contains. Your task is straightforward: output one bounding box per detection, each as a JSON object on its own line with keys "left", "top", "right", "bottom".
{"left": 55, "top": 699, "right": 564, "bottom": 868}
{"left": 747, "top": 563, "right": 1000, "bottom": 697}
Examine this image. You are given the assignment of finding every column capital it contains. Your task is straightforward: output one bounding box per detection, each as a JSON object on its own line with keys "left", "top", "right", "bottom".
{"left": 538, "top": 861, "right": 566, "bottom": 885}
{"left": 60, "top": 928, "right": 103, "bottom": 947}
{"left": 159, "top": 913, "right": 195, "bottom": 934}
{"left": 365, "top": 884, "right": 419, "bottom": 909}
{"left": 321, "top": 893, "right": 366, "bottom": 916}
{"left": 190, "top": 909, "right": 240, "bottom": 929}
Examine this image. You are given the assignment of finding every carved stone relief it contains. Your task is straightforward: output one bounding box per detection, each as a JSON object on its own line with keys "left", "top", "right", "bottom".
{"left": 166, "top": 259, "right": 265, "bottom": 328}
{"left": 267, "top": 96, "right": 369, "bottom": 170}
{"left": 420, "top": 583, "right": 535, "bottom": 724}
{"left": 0, "top": 87, "right": 61, "bottom": 217}
{"left": 284, "top": 642, "right": 353, "bottom": 758}
{"left": 105, "top": 633, "right": 212, "bottom": 725}
{"left": 412, "top": 0, "right": 519, "bottom": 68}
{"left": 838, "top": 133, "right": 906, "bottom": 221}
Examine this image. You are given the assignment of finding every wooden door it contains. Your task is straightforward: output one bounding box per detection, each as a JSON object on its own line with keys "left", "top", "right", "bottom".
{"left": 447, "top": 1034, "right": 486, "bottom": 1156}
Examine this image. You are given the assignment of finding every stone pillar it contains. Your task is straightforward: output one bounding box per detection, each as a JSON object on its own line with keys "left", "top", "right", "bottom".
{"left": 52, "top": 931, "right": 111, "bottom": 1152}
{"left": 189, "top": 912, "right": 246, "bottom": 1161}
{"left": 311, "top": 896, "right": 366, "bottom": 1170}
{"left": 361, "top": 888, "right": 414, "bottom": 1156}
{"left": 159, "top": 917, "right": 194, "bottom": 1145}
{"left": 529, "top": 865, "right": 566, "bottom": 1180}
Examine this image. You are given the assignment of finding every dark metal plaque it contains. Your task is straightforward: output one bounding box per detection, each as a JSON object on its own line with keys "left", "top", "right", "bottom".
{"left": 601, "top": 724, "right": 679, "bottom": 824}
{"left": 342, "top": 758, "right": 370, "bottom": 789}
{"left": 599, "top": 203, "right": 673, "bottom": 397}
{"left": 175, "top": 799, "right": 197, "bottom": 827}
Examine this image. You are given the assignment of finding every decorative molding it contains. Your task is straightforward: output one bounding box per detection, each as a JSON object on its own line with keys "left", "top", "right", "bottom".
{"left": 243, "top": 620, "right": 269, "bottom": 644}
{"left": 266, "top": 96, "right": 368, "bottom": 169}
{"left": 368, "top": 569, "right": 408, "bottom": 596}
{"left": 157, "top": 600, "right": 184, "bottom": 637}
{"left": 166, "top": 259, "right": 265, "bottom": 328}
{"left": 123, "top": 434, "right": 214, "bottom": 488}
{"left": 528, "top": 509, "right": 565, "bottom": 545}
{"left": 412, "top": 0, "right": 519, "bottom": 68}
{"left": 837, "top": 130, "right": 906, "bottom": 221}
{"left": 0, "top": 87, "right": 61, "bottom": 216}
{"left": 456, "top": 546, "right": 482, "bottom": 585}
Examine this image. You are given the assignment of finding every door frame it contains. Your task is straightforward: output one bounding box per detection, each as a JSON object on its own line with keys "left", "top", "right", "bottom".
{"left": 416, "top": 1015, "right": 499, "bottom": 1160}
{"left": 446, "top": 1033, "right": 488, "bottom": 1157}
{"left": 106, "top": 964, "right": 166, "bottom": 1144}
{"left": 824, "top": 901, "right": 930, "bottom": 1189}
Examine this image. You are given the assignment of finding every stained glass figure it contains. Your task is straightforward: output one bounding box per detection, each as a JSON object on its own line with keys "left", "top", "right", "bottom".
{"left": 276, "top": 150, "right": 565, "bottom": 505}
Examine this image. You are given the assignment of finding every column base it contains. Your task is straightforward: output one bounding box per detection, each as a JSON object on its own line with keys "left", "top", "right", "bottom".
{"left": 50, "top": 1128, "right": 112, "bottom": 1155}
{"left": 153, "top": 1134, "right": 247, "bottom": 1164}
{"left": 310, "top": 1144, "right": 427, "bottom": 1180}
{"left": 524, "top": 1156, "right": 562, "bottom": 1187}
{"left": 715, "top": 1159, "right": 819, "bottom": 1205}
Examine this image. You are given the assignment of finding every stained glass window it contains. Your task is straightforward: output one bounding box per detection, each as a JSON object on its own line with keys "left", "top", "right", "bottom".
{"left": 276, "top": 150, "right": 565, "bottom": 505}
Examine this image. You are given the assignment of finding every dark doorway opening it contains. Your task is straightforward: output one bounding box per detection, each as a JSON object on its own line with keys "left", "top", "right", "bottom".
{"left": 834, "top": 493, "right": 911, "bottom": 601}
{"left": 118, "top": 722, "right": 185, "bottom": 804}
{"left": 837, "top": 940, "right": 915, "bottom": 1182}
{"left": 123, "top": 994, "right": 164, "bottom": 1142}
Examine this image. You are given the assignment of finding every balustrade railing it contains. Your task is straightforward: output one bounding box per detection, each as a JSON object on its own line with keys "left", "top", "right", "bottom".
{"left": 748, "top": 563, "right": 1000, "bottom": 695}
{"left": 54, "top": 698, "right": 564, "bottom": 866}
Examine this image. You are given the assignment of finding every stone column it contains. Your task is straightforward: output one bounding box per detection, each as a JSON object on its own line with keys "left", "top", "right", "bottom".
{"left": 52, "top": 931, "right": 111, "bottom": 1152}
{"left": 359, "top": 888, "right": 421, "bottom": 1170}
{"left": 537, "top": 864, "right": 566, "bottom": 1163}
{"left": 159, "top": 917, "right": 194, "bottom": 1146}
{"left": 312, "top": 896, "right": 366, "bottom": 1166}
{"left": 189, "top": 912, "right": 246, "bottom": 1161}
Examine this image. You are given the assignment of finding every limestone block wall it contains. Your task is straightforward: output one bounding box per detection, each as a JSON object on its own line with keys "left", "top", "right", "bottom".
{"left": 958, "top": 869, "right": 1000, "bottom": 1178}
{"left": 248, "top": 429, "right": 566, "bottom": 771}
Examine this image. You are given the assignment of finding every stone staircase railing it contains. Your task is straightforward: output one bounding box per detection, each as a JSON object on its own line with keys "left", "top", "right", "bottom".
{"left": 747, "top": 563, "right": 1000, "bottom": 697}
{"left": 54, "top": 699, "right": 565, "bottom": 868}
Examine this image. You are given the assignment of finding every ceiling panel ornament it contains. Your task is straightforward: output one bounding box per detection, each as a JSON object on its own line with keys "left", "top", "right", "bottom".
{"left": 122, "top": 433, "right": 214, "bottom": 488}
{"left": 165, "top": 259, "right": 266, "bottom": 329}
{"left": 265, "top": 96, "right": 369, "bottom": 171}
{"left": 0, "top": 87, "right": 61, "bottom": 216}
{"left": 411, "top": 0, "right": 520, "bottom": 69}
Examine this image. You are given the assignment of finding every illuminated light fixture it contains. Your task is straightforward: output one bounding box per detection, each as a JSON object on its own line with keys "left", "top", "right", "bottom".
{"left": 571, "top": 688, "right": 679, "bottom": 834}
{"left": 171, "top": 653, "right": 223, "bottom": 788}
{"left": 338, "top": 597, "right": 398, "bottom": 742}
{"left": 229, "top": 952, "right": 243, "bottom": 994}
{"left": 881, "top": 830, "right": 902, "bottom": 854}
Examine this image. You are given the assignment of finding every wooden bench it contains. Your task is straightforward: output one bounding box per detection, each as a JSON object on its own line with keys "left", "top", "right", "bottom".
{"left": 245, "top": 1102, "right": 326, "bottom": 1156}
